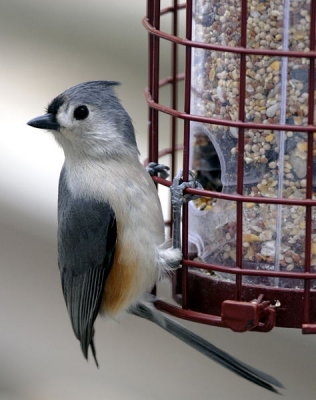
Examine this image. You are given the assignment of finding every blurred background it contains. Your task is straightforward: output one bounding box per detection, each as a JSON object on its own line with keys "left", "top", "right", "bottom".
{"left": 1, "top": 0, "right": 316, "bottom": 399}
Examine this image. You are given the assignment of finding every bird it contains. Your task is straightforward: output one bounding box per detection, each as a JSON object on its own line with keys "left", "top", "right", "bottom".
{"left": 27, "top": 81, "right": 282, "bottom": 393}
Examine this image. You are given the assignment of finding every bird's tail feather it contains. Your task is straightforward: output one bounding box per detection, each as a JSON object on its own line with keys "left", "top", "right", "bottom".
{"left": 90, "top": 338, "right": 99, "bottom": 368}
{"left": 130, "top": 301, "right": 283, "bottom": 394}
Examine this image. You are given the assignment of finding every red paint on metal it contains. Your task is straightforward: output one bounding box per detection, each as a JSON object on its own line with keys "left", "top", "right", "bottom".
{"left": 221, "top": 299, "right": 276, "bottom": 332}
{"left": 181, "top": 0, "right": 193, "bottom": 309}
{"left": 302, "top": 324, "right": 316, "bottom": 333}
{"left": 235, "top": 0, "right": 248, "bottom": 301}
{"left": 145, "top": 89, "right": 316, "bottom": 133}
{"left": 171, "top": 0, "right": 179, "bottom": 181}
{"left": 303, "top": 0, "right": 316, "bottom": 326}
{"left": 143, "top": 15, "right": 316, "bottom": 58}
{"left": 152, "top": 175, "right": 316, "bottom": 206}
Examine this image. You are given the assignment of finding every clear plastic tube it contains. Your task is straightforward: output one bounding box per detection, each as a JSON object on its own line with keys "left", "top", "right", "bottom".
{"left": 274, "top": 0, "right": 290, "bottom": 283}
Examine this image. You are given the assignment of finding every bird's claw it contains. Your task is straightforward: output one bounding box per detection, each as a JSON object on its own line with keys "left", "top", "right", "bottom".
{"left": 146, "top": 162, "right": 170, "bottom": 179}
{"left": 171, "top": 169, "right": 203, "bottom": 208}
{"left": 170, "top": 170, "right": 203, "bottom": 249}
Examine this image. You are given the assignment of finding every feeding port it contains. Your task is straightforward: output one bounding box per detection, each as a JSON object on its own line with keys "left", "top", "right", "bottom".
{"left": 144, "top": 0, "right": 316, "bottom": 332}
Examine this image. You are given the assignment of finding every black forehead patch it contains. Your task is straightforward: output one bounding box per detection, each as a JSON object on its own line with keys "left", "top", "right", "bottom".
{"left": 47, "top": 95, "right": 65, "bottom": 115}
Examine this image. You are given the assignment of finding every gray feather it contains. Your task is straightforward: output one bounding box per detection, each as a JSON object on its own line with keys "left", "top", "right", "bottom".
{"left": 130, "top": 302, "right": 283, "bottom": 394}
{"left": 58, "top": 167, "right": 117, "bottom": 364}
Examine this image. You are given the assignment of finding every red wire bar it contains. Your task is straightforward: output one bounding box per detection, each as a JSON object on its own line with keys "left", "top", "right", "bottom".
{"left": 145, "top": 0, "right": 316, "bottom": 333}
{"left": 181, "top": 258, "right": 316, "bottom": 280}
{"left": 180, "top": 0, "right": 193, "bottom": 309}
{"left": 145, "top": 89, "right": 316, "bottom": 133}
{"left": 143, "top": 13, "right": 316, "bottom": 58}
{"left": 152, "top": 175, "right": 316, "bottom": 206}
{"left": 234, "top": 0, "right": 248, "bottom": 301}
{"left": 303, "top": 0, "right": 316, "bottom": 325}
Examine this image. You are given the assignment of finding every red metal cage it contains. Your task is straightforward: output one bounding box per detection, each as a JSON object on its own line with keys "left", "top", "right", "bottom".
{"left": 144, "top": 0, "right": 316, "bottom": 333}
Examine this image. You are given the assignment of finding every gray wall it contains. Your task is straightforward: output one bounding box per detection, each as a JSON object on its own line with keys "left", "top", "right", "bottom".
{"left": 0, "top": 1, "right": 315, "bottom": 399}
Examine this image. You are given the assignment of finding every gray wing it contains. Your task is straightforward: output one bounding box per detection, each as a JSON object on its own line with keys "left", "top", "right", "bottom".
{"left": 58, "top": 167, "right": 117, "bottom": 365}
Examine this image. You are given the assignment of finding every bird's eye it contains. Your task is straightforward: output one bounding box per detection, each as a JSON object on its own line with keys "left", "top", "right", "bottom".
{"left": 73, "top": 105, "right": 89, "bottom": 120}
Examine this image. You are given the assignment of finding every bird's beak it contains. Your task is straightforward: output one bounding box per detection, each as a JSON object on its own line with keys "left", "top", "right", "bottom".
{"left": 27, "top": 113, "right": 60, "bottom": 130}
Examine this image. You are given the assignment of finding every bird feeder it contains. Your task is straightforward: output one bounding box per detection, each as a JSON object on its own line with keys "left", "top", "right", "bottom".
{"left": 144, "top": 0, "right": 316, "bottom": 333}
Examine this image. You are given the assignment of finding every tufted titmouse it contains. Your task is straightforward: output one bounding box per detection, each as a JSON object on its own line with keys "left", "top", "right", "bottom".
{"left": 27, "top": 81, "right": 282, "bottom": 392}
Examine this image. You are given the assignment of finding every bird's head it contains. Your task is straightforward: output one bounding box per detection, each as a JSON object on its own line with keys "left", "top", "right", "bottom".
{"left": 27, "top": 81, "right": 138, "bottom": 160}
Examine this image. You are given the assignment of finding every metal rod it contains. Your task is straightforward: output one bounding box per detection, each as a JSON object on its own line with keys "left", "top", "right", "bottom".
{"left": 181, "top": 258, "right": 316, "bottom": 279}
{"left": 171, "top": 0, "right": 178, "bottom": 180}
{"left": 235, "top": 0, "right": 248, "bottom": 300}
{"left": 143, "top": 16, "right": 316, "bottom": 58}
{"left": 145, "top": 89, "right": 316, "bottom": 133}
{"left": 147, "top": 0, "right": 154, "bottom": 161}
{"left": 181, "top": 0, "right": 193, "bottom": 310}
{"left": 302, "top": 324, "right": 316, "bottom": 334}
{"left": 147, "top": 0, "right": 157, "bottom": 295}
{"left": 303, "top": 0, "right": 316, "bottom": 324}
{"left": 169, "top": 0, "right": 179, "bottom": 242}
{"left": 155, "top": 299, "right": 224, "bottom": 326}
{"left": 160, "top": 3, "right": 186, "bottom": 16}
{"left": 151, "top": 0, "right": 161, "bottom": 163}
{"left": 152, "top": 175, "right": 316, "bottom": 206}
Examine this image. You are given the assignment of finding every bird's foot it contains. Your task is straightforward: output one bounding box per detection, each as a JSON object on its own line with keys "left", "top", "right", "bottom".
{"left": 170, "top": 170, "right": 203, "bottom": 250}
{"left": 146, "top": 162, "right": 170, "bottom": 179}
{"left": 170, "top": 169, "right": 203, "bottom": 207}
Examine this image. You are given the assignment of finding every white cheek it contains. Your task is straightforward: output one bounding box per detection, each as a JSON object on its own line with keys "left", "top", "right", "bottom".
{"left": 57, "top": 112, "right": 73, "bottom": 130}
